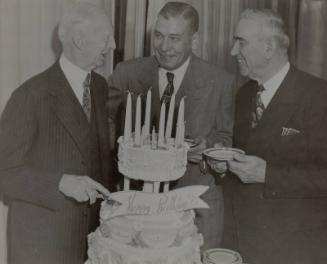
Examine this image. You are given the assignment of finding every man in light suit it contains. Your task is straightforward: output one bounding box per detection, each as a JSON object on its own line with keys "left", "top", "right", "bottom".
{"left": 211, "top": 9, "right": 327, "bottom": 264}
{"left": 0, "top": 3, "right": 116, "bottom": 264}
{"left": 108, "top": 2, "right": 234, "bottom": 250}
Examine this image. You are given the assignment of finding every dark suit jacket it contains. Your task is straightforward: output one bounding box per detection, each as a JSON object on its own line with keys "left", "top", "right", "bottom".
{"left": 0, "top": 62, "right": 114, "bottom": 264}
{"left": 108, "top": 54, "right": 234, "bottom": 249}
{"left": 224, "top": 66, "right": 327, "bottom": 264}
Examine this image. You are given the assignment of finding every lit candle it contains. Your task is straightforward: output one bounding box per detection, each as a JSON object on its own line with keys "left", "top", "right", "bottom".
{"left": 165, "top": 93, "right": 175, "bottom": 143}
{"left": 124, "top": 92, "right": 132, "bottom": 143}
{"left": 134, "top": 95, "right": 141, "bottom": 145}
{"left": 144, "top": 88, "right": 152, "bottom": 136}
{"left": 175, "top": 97, "right": 185, "bottom": 146}
{"left": 158, "top": 102, "right": 166, "bottom": 147}
{"left": 151, "top": 126, "right": 157, "bottom": 149}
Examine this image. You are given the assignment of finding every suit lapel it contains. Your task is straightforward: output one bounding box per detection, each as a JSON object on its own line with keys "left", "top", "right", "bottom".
{"left": 47, "top": 62, "right": 90, "bottom": 160}
{"left": 247, "top": 67, "right": 305, "bottom": 154}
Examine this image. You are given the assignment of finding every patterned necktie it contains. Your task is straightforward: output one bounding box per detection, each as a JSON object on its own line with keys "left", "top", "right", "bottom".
{"left": 161, "top": 72, "right": 175, "bottom": 104}
{"left": 82, "top": 73, "right": 91, "bottom": 122}
{"left": 251, "top": 84, "right": 265, "bottom": 128}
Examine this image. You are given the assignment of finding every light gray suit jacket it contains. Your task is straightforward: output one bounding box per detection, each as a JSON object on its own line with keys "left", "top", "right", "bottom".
{"left": 108, "top": 54, "right": 234, "bottom": 249}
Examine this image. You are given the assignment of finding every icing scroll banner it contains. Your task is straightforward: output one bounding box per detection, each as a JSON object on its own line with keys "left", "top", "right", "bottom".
{"left": 101, "top": 186, "right": 209, "bottom": 219}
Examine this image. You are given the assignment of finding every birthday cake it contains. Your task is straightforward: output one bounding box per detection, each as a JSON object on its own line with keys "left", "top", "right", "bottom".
{"left": 86, "top": 92, "right": 206, "bottom": 264}
{"left": 117, "top": 136, "right": 188, "bottom": 182}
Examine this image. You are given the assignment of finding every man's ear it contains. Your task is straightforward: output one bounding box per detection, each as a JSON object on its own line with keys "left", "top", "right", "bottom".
{"left": 191, "top": 32, "right": 200, "bottom": 51}
{"left": 72, "top": 29, "right": 84, "bottom": 50}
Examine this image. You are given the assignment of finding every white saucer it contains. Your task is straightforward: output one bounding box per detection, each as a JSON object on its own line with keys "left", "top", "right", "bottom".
{"left": 203, "top": 248, "right": 243, "bottom": 264}
{"left": 184, "top": 138, "right": 198, "bottom": 148}
{"left": 203, "top": 147, "right": 244, "bottom": 161}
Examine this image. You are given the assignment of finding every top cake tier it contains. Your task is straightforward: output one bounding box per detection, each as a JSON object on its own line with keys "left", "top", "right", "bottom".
{"left": 117, "top": 136, "right": 189, "bottom": 182}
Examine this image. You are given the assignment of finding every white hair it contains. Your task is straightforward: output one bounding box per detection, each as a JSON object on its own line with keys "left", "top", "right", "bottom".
{"left": 240, "top": 9, "right": 290, "bottom": 51}
{"left": 58, "top": 2, "right": 107, "bottom": 42}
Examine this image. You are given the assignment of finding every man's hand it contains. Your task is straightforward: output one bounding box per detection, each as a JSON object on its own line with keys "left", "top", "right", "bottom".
{"left": 228, "top": 154, "right": 266, "bottom": 183}
{"left": 206, "top": 142, "right": 228, "bottom": 174}
{"left": 59, "top": 175, "right": 110, "bottom": 204}
{"left": 187, "top": 138, "right": 207, "bottom": 163}
{"left": 207, "top": 159, "right": 228, "bottom": 174}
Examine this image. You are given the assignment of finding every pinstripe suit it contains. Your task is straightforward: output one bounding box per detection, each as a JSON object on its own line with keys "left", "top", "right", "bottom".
{"left": 0, "top": 62, "right": 113, "bottom": 264}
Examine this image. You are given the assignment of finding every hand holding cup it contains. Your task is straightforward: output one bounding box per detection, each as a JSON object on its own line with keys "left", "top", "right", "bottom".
{"left": 203, "top": 146, "right": 245, "bottom": 174}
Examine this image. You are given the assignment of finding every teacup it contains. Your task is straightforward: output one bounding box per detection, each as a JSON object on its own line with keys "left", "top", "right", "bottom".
{"left": 202, "top": 147, "right": 245, "bottom": 174}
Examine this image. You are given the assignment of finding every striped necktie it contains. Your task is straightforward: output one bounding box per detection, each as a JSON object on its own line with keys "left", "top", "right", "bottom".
{"left": 251, "top": 84, "right": 265, "bottom": 128}
{"left": 82, "top": 73, "right": 91, "bottom": 122}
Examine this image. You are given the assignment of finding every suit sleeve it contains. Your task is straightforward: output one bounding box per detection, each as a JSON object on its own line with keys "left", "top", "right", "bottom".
{"left": 264, "top": 87, "right": 327, "bottom": 198}
{"left": 206, "top": 73, "right": 235, "bottom": 147}
{"left": 0, "top": 87, "right": 64, "bottom": 211}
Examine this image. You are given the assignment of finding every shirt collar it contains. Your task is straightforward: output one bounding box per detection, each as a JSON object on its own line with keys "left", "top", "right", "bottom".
{"left": 59, "top": 54, "right": 90, "bottom": 85}
{"left": 166, "top": 56, "right": 191, "bottom": 78}
{"left": 59, "top": 54, "right": 91, "bottom": 105}
{"left": 262, "top": 62, "right": 290, "bottom": 91}
{"left": 158, "top": 56, "right": 191, "bottom": 95}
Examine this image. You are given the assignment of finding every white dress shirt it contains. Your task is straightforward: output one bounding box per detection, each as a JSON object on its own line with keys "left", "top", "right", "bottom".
{"left": 59, "top": 54, "right": 90, "bottom": 105}
{"left": 158, "top": 56, "right": 191, "bottom": 98}
{"left": 261, "top": 62, "right": 290, "bottom": 108}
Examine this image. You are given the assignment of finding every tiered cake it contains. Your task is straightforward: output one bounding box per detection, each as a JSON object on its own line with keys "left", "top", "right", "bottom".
{"left": 86, "top": 91, "right": 207, "bottom": 264}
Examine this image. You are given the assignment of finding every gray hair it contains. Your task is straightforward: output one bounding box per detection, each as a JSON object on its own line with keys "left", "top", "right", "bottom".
{"left": 158, "top": 2, "right": 199, "bottom": 33}
{"left": 240, "top": 9, "right": 290, "bottom": 51}
{"left": 58, "top": 2, "right": 107, "bottom": 41}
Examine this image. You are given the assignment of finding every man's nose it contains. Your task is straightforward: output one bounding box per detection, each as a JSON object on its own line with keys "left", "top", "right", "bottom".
{"left": 109, "top": 37, "right": 116, "bottom": 50}
{"left": 104, "top": 37, "right": 116, "bottom": 54}
{"left": 160, "top": 37, "right": 170, "bottom": 52}
{"left": 230, "top": 41, "right": 239, "bottom": 56}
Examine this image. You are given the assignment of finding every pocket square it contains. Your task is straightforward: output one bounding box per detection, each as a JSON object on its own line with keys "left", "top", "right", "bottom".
{"left": 281, "top": 127, "right": 300, "bottom": 136}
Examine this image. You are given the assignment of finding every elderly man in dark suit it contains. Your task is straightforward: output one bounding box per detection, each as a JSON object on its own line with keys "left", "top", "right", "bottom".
{"left": 0, "top": 3, "right": 116, "bottom": 264}
{"left": 108, "top": 2, "right": 234, "bottom": 250}
{"left": 210, "top": 9, "right": 327, "bottom": 264}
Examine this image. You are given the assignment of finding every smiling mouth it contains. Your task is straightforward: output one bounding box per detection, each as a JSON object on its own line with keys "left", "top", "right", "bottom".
{"left": 157, "top": 52, "right": 175, "bottom": 61}
{"left": 236, "top": 56, "right": 245, "bottom": 63}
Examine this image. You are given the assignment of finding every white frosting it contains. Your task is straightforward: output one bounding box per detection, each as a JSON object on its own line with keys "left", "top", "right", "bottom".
{"left": 86, "top": 229, "right": 203, "bottom": 264}
{"left": 100, "top": 207, "right": 196, "bottom": 248}
{"left": 117, "top": 136, "right": 188, "bottom": 181}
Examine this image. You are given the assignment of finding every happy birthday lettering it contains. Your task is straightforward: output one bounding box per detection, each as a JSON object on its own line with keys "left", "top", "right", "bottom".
{"left": 127, "top": 192, "right": 151, "bottom": 215}
{"left": 157, "top": 194, "right": 189, "bottom": 214}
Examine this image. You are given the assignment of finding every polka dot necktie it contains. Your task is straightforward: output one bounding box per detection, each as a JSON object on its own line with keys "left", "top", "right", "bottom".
{"left": 251, "top": 84, "right": 265, "bottom": 128}
{"left": 82, "top": 73, "right": 91, "bottom": 122}
{"left": 161, "top": 72, "right": 175, "bottom": 104}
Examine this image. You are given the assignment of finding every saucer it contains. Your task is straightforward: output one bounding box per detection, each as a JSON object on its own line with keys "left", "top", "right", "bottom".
{"left": 184, "top": 138, "right": 198, "bottom": 148}
{"left": 203, "top": 248, "right": 243, "bottom": 264}
{"left": 203, "top": 147, "right": 244, "bottom": 161}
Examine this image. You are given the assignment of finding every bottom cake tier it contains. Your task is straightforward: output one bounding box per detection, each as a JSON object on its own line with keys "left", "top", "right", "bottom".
{"left": 85, "top": 229, "right": 203, "bottom": 264}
